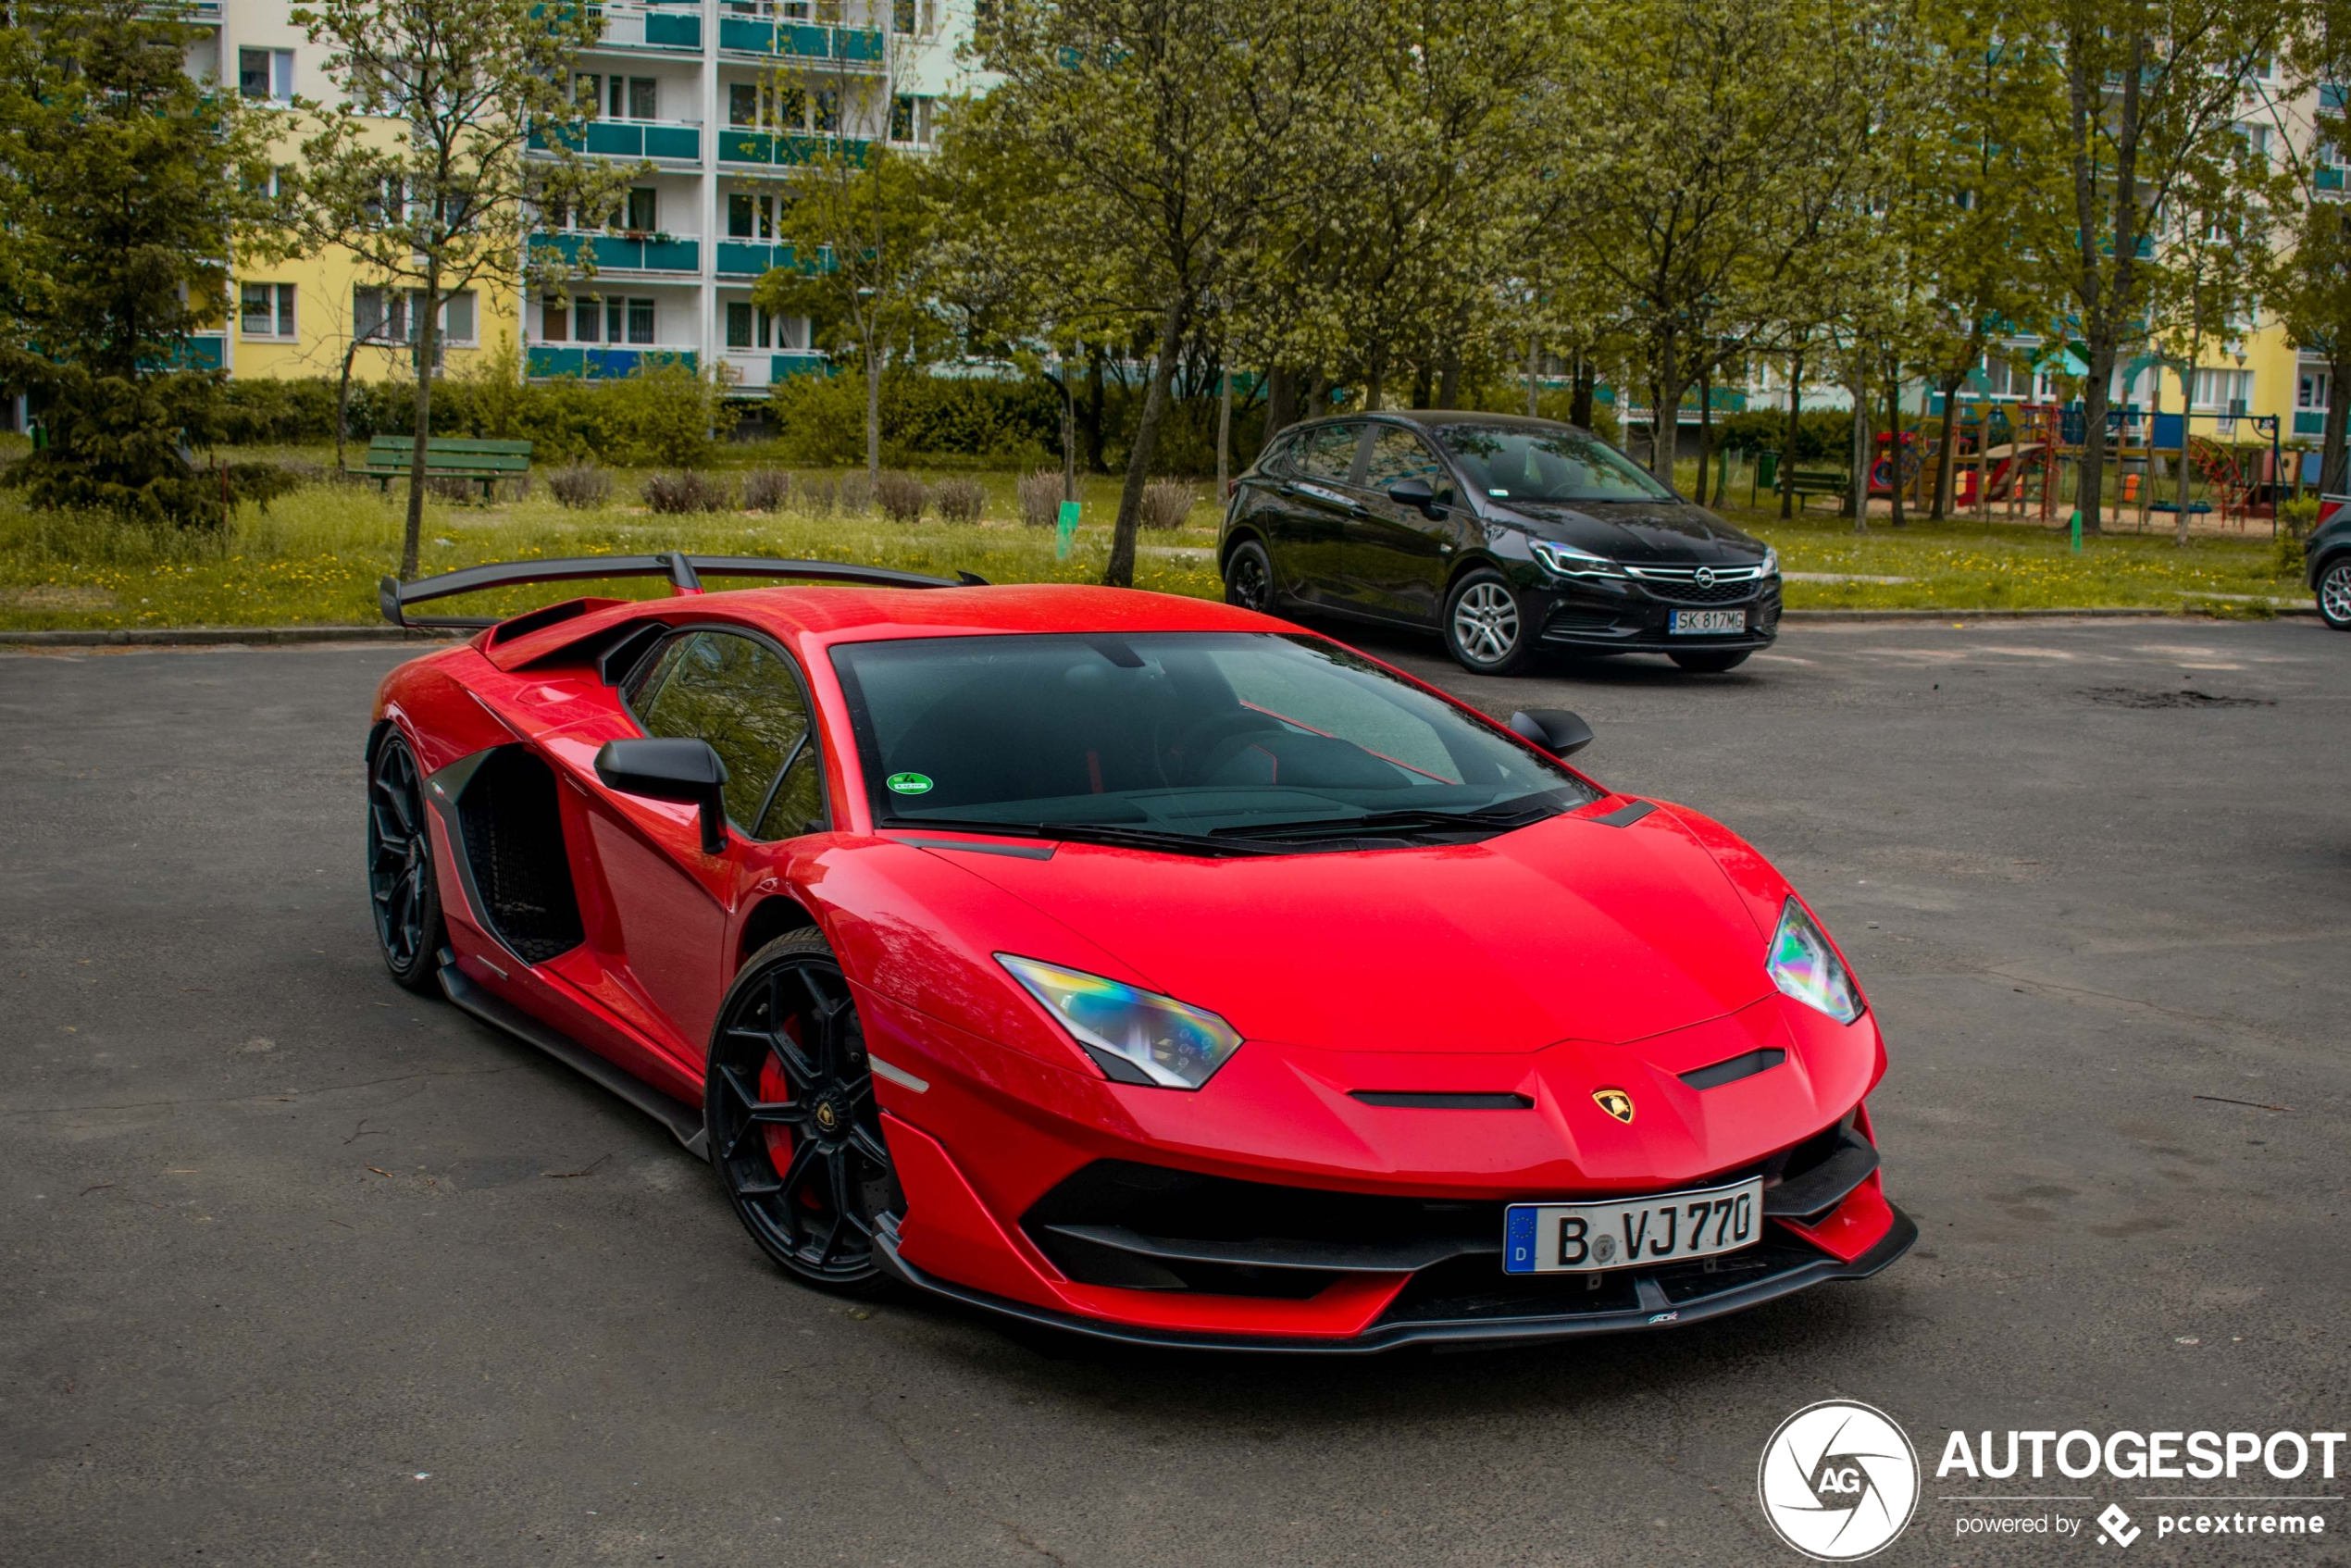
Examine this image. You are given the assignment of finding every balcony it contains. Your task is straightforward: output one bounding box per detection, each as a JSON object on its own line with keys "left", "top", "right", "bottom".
{"left": 715, "top": 241, "right": 796, "bottom": 278}
{"left": 716, "top": 130, "right": 871, "bottom": 168}
{"left": 530, "top": 118, "right": 703, "bottom": 163}
{"left": 595, "top": 0, "right": 702, "bottom": 52}
{"left": 2296, "top": 410, "right": 2327, "bottom": 437}
{"left": 533, "top": 231, "right": 702, "bottom": 273}
{"left": 2321, "top": 166, "right": 2345, "bottom": 193}
{"left": 529, "top": 344, "right": 701, "bottom": 379}
{"left": 176, "top": 333, "right": 225, "bottom": 369}
{"left": 715, "top": 13, "right": 885, "bottom": 65}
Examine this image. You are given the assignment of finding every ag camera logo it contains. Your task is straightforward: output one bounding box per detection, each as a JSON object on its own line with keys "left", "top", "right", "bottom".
{"left": 1759, "top": 1400, "right": 1921, "bottom": 1561}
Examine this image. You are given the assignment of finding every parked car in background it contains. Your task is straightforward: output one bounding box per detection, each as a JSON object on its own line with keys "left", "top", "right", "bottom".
{"left": 1218, "top": 412, "right": 1783, "bottom": 676}
{"left": 2307, "top": 495, "right": 2351, "bottom": 629}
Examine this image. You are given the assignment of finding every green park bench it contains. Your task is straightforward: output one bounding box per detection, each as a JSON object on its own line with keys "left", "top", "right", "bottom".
{"left": 358, "top": 436, "right": 533, "bottom": 503}
{"left": 1785, "top": 467, "right": 1849, "bottom": 507}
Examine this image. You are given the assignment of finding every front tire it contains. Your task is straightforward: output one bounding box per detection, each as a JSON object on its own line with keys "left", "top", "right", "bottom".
{"left": 1670, "top": 649, "right": 1753, "bottom": 673}
{"left": 1444, "top": 568, "right": 1536, "bottom": 675}
{"left": 2317, "top": 557, "right": 2351, "bottom": 629}
{"left": 367, "top": 730, "right": 446, "bottom": 993}
{"left": 706, "top": 930, "right": 897, "bottom": 1294}
{"left": 1224, "top": 537, "right": 1275, "bottom": 614}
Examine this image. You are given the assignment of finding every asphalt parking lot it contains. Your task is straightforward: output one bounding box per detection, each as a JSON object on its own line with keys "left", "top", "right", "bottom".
{"left": 5, "top": 615, "right": 2349, "bottom": 1566}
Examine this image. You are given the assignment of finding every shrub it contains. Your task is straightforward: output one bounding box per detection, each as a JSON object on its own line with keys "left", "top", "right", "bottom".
{"left": 875, "top": 469, "right": 929, "bottom": 523}
{"left": 547, "top": 463, "right": 612, "bottom": 509}
{"left": 742, "top": 468, "right": 792, "bottom": 513}
{"left": 934, "top": 475, "right": 986, "bottom": 524}
{"left": 424, "top": 474, "right": 478, "bottom": 504}
{"left": 797, "top": 473, "right": 836, "bottom": 516}
{"left": 1139, "top": 478, "right": 1196, "bottom": 530}
{"left": 1016, "top": 468, "right": 1062, "bottom": 529}
{"left": 838, "top": 471, "right": 873, "bottom": 515}
{"left": 603, "top": 358, "right": 740, "bottom": 468}
{"left": 224, "top": 461, "right": 309, "bottom": 511}
{"left": 642, "top": 469, "right": 732, "bottom": 514}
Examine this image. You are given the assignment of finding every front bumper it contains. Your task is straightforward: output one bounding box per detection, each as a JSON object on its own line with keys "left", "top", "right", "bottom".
{"left": 1532, "top": 577, "right": 1783, "bottom": 653}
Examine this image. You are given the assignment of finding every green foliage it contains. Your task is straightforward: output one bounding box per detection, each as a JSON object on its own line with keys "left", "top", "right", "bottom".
{"left": 0, "top": 0, "right": 289, "bottom": 527}
{"left": 766, "top": 370, "right": 1064, "bottom": 468}
{"left": 1710, "top": 410, "right": 1856, "bottom": 462}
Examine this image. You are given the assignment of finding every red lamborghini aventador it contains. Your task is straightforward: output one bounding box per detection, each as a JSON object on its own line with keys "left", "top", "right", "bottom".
{"left": 366, "top": 553, "right": 1910, "bottom": 1350}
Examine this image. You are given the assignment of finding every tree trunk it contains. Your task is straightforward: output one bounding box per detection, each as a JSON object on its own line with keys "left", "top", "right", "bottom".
{"left": 2175, "top": 340, "right": 2202, "bottom": 547}
{"left": 1103, "top": 295, "right": 1191, "bottom": 589}
{"left": 1525, "top": 337, "right": 1539, "bottom": 417}
{"left": 1696, "top": 359, "right": 1712, "bottom": 508}
{"left": 1930, "top": 370, "right": 1963, "bottom": 520}
{"left": 1215, "top": 360, "right": 1232, "bottom": 501}
{"left": 1570, "top": 357, "right": 1595, "bottom": 429}
{"left": 336, "top": 337, "right": 363, "bottom": 475}
{"left": 1059, "top": 354, "right": 1076, "bottom": 504}
{"left": 1263, "top": 367, "right": 1297, "bottom": 452}
{"left": 1781, "top": 349, "right": 1803, "bottom": 519}
{"left": 2324, "top": 349, "right": 2351, "bottom": 494}
{"left": 1885, "top": 362, "right": 1905, "bottom": 528}
{"left": 1849, "top": 365, "right": 1869, "bottom": 531}
{"left": 865, "top": 329, "right": 884, "bottom": 483}
{"left": 1083, "top": 345, "right": 1106, "bottom": 471}
{"left": 1437, "top": 349, "right": 1461, "bottom": 410}
{"left": 1362, "top": 345, "right": 1387, "bottom": 415}
{"left": 402, "top": 271, "right": 442, "bottom": 581}
{"left": 1650, "top": 336, "right": 1681, "bottom": 484}
{"left": 1306, "top": 367, "right": 1329, "bottom": 423}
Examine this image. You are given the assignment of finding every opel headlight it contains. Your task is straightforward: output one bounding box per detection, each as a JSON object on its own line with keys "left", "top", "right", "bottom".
{"left": 997, "top": 955, "right": 1244, "bottom": 1089}
{"left": 1767, "top": 899, "right": 1863, "bottom": 1024}
{"left": 1528, "top": 540, "right": 1625, "bottom": 579}
{"left": 1760, "top": 546, "right": 1780, "bottom": 577}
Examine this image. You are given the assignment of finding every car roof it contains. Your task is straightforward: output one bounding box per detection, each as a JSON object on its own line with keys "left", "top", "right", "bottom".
{"left": 1282, "top": 409, "right": 1596, "bottom": 436}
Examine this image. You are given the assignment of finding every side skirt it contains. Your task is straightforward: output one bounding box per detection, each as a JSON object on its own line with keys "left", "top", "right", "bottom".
{"left": 439, "top": 953, "right": 709, "bottom": 1160}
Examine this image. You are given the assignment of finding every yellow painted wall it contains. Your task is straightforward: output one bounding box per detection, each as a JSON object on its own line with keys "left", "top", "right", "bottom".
{"left": 229, "top": 243, "right": 523, "bottom": 383}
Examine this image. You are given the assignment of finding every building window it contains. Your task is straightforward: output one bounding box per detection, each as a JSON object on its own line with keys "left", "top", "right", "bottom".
{"left": 541, "top": 295, "right": 566, "bottom": 342}
{"left": 813, "top": 89, "right": 840, "bottom": 133}
{"left": 890, "top": 95, "right": 914, "bottom": 143}
{"left": 575, "top": 298, "right": 603, "bottom": 342}
{"left": 239, "top": 47, "right": 293, "bottom": 102}
{"left": 628, "top": 298, "right": 656, "bottom": 344}
{"left": 624, "top": 187, "right": 657, "bottom": 232}
{"left": 891, "top": 0, "right": 914, "bottom": 31}
{"left": 241, "top": 282, "right": 295, "bottom": 339}
{"left": 442, "top": 291, "right": 477, "bottom": 345}
{"left": 2301, "top": 370, "right": 2331, "bottom": 411}
{"left": 2192, "top": 367, "right": 2254, "bottom": 413}
{"left": 628, "top": 77, "right": 657, "bottom": 118}
{"left": 727, "top": 303, "right": 777, "bottom": 350}
{"left": 729, "top": 82, "right": 758, "bottom": 127}
{"left": 728, "top": 193, "right": 777, "bottom": 238}
{"left": 355, "top": 287, "right": 408, "bottom": 344}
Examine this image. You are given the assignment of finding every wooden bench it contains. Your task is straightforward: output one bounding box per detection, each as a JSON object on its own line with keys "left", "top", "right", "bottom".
{"left": 358, "top": 437, "right": 533, "bottom": 503}
{"left": 1785, "top": 467, "right": 1849, "bottom": 507}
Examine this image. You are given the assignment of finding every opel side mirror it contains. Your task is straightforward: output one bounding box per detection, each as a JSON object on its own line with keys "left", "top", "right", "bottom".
{"left": 1509, "top": 709, "right": 1595, "bottom": 758}
{"left": 596, "top": 738, "right": 729, "bottom": 854}
{"left": 1387, "top": 478, "right": 1447, "bottom": 518}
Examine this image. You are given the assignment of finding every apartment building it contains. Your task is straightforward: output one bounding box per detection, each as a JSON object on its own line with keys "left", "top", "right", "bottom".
{"left": 196, "top": 0, "right": 981, "bottom": 396}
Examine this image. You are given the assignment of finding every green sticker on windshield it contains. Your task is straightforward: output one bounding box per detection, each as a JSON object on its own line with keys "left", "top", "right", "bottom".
{"left": 886, "top": 771, "right": 934, "bottom": 795}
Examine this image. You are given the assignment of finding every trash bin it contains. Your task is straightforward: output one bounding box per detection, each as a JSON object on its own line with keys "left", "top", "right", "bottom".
{"left": 1756, "top": 451, "right": 1780, "bottom": 492}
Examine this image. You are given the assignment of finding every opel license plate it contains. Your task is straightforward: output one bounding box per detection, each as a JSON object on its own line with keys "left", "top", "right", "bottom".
{"left": 1502, "top": 1178, "right": 1762, "bottom": 1274}
{"left": 1669, "top": 609, "right": 1746, "bottom": 635}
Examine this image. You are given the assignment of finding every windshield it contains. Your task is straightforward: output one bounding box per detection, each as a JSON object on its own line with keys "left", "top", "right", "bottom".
{"left": 830, "top": 632, "right": 1599, "bottom": 851}
{"left": 1432, "top": 424, "right": 1674, "bottom": 504}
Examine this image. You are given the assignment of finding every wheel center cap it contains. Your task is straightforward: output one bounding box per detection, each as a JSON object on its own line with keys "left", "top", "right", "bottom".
{"left": 813, "top": 1099, "right": 840, "bottom": 1133}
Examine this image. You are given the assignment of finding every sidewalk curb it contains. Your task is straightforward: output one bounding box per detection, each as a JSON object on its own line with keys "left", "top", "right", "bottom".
{"left": 0, "top": 625, "right": 462, "bottom": 649}
{"left": 0, "top": 604, "right": 2320, "bottom": 648}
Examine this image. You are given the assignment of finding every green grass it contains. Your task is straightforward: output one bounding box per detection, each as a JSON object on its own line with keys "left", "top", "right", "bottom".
{"left": 0, "top": 442, "right": 2310, "bottom": 630}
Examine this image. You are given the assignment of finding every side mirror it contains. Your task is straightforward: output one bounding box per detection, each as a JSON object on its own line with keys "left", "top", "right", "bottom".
{"left": 1386, "top": 477, "right": 1447, "bottom": 518}
{"left": 596, "top": 738, "right": 729, "bottom": 854}
{"left": 1509, "top": 709, "right": 1595, "bottom": 758}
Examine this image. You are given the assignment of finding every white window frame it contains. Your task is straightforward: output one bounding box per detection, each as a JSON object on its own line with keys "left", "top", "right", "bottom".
{"left": 240, "top": 281, "right": 296, "bottom": 341}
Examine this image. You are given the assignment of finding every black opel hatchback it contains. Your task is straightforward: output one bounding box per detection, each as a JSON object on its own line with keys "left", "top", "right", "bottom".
{"left": 1218, "top": 411, "right": 1782, "bottom": 675}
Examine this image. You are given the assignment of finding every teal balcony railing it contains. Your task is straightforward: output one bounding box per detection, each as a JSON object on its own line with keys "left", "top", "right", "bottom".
{"left": 530, "top": 119, "right": 702, "bottom": 161}
{"left": 715, "top": 241, "right": 795, "bottom": 277}
{"left": 771, "top": 350, "right": 828, "bottom": 381}
{"left": 533, "top": 231, "right": 702, "bottom": 272}
{"left": 595, "top": 0, "right": 702, "bottom": 51}
{"left": 715, "top": 16, "right": 884, "bottom": 64}
{"left": 715, "top": 129, "right": 870, "bottom": 168}
{"left": 529, "top": 344, "right": 700, "bottom": 379}
{"left": 2296, "top": 410, "right": 2327, "bottom": 437}
{"left": 2320, "top": 165, "right": 2346, "bottom": 193}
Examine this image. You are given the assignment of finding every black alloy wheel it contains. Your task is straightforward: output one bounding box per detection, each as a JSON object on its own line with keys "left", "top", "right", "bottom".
{"left": 367, "top": 730, "right": 446, "bottom": 992}
{"left": 1443, "top": 567, "right": 1536, "bottom": 675}
{"left": 2317, "top": 557, "right": 2351, "bottom": 629}
{"left": 1224, "top": 538, "right": 1275, "bottom": 613}
{"left": 1670, "top": 649, "right": 1753, "bottom": 673}
{"left": 707, "top": 930, "right": 898, "bottom": 1292}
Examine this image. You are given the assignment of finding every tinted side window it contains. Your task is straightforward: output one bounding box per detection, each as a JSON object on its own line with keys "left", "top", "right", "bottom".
{"left": 1296, "top": 423, "right": 1362, "bottom": 483}
{"left": 628, "top": 630, "right": 823, "bottom": 840}
{"left": 1364, "top": 427, "right": 1449, "bottom": 495}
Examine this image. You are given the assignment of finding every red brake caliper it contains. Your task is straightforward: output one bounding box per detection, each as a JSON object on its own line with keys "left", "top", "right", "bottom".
{"left": 759, "top": 1022, "right": 797, "bottom": 1185}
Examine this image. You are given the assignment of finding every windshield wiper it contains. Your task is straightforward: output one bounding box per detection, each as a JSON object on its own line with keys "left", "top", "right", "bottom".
{"left": 882, "top": 816, "right": 1279, "bottom": 857}
{"left": 1210, "top": 798, "right": 1561, "bottom": 842}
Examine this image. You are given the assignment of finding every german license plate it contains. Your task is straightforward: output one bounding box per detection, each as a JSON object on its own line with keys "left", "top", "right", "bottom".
{"left": 1502, "top": 1178, "right": 1762, "bottom": 1274}
{"left": 1669, "top": 608, "right": 1746, "bottom": 635}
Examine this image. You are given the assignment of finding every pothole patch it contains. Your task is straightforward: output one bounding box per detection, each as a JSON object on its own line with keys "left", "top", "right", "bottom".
{"left": 2081, "top": 686, "right": 2275, "bottom": 709}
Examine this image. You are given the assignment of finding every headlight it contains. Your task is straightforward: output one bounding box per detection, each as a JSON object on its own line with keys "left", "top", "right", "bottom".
{"left": 1760, "top": 546, "right": 1779, "bottom": 577}
{"left": 1767, "top": 899, "right": 1863, "bottom": 1024}
{"left": 997, "top": 955, "right": 1244, "bottom": 1089}
{"left": 1529, "top": 540, "right": 1625, "bottom": 579}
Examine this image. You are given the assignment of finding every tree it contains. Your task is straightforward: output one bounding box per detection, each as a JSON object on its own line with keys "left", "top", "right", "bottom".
{"left": 0, "top": 0, "right": 289, "bottom": 525}
{"left": 2043, "top": 0, "right": 2286, "bottom": 531}
{"left": 287, "top": 0, "right": 633, "bottom": 579}
{"left": 2276, "top": 4, "right": 2351, "bottom": 495}
{"left": 954, "top": 0, "right": 1365, "bottom": 587}
{"left": 753, "top": 129, "right": 945, "bottom": 485}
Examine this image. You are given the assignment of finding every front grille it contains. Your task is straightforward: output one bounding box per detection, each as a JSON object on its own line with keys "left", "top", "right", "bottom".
{"left": 1636, "top": 576, "right": 1763, "bottom": 605}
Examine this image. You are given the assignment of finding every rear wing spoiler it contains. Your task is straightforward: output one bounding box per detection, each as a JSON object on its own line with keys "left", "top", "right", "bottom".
{"left": 378, "top": 552, "right": 988, "bottom": 629}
